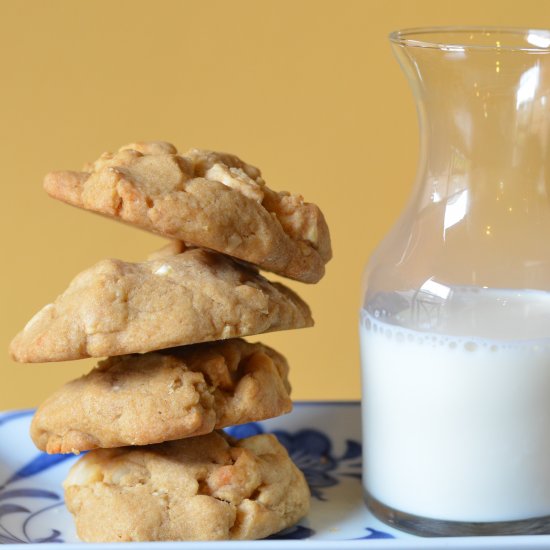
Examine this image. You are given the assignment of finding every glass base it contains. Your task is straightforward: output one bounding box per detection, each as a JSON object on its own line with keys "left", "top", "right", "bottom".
{"left": 365, "top": 490, "right": 550, "bottom": 536}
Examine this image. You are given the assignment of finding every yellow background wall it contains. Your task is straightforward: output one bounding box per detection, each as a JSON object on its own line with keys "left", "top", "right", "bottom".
{"left": 1, "top": 0, "right": 549, "bottom": 409}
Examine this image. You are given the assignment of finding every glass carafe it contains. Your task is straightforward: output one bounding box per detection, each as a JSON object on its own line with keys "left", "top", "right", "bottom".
{"left": 360, "top": 27, "right": 550, "bottom": 536}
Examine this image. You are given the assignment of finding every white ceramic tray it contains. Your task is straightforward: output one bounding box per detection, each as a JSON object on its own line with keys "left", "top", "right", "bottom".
{"left": 1, "top": 402, "right": 550, "bottom": 549}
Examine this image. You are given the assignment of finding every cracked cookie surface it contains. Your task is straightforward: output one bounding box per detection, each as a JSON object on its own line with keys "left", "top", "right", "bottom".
{"left": 64, "top": 431, "right": 310, "bottom": 541}
{"left": 10, "top": 248, "right": 313, "bottom": 362}
{"left": 31, "top": 339, "right": 292, "bottom": 453}
{"left": 43, "top": 141, "right": 332, "bottom": 283}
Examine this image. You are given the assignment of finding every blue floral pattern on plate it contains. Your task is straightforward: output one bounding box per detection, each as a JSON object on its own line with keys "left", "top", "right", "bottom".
{"left": 0, "top": 403, "right": 398, "bottom": 545}
{"left": 0, "top": 411, "right": 73, "bottom": 544}
{"left": 226, "top": 423, "right": 362, "bottom": 501}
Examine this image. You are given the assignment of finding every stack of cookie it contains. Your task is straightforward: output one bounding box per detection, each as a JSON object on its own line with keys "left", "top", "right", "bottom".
{"left": 9, "top": 142, "right": 332, "bottom": 542}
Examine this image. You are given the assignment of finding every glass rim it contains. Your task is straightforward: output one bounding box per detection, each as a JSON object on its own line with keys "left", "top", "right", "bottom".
{"left": 389, "top": 26, "right": 550, "bottom": 53}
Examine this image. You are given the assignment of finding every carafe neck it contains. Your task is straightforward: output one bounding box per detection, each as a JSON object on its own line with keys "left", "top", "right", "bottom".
{"left": 365, "top": 29, "right": 550, "bottom": 293}
{"left": 393, "top": 35, "right": 550, "bottom": 210}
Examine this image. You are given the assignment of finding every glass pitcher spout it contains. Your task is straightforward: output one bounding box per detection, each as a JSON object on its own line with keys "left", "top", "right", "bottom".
{"left": 360, "top": 27, "right": 550, "bottom": 537}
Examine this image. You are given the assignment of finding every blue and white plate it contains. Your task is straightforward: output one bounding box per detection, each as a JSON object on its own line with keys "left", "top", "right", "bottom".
{"left": 1, "top": 402, "right": 549, "bottom": 549}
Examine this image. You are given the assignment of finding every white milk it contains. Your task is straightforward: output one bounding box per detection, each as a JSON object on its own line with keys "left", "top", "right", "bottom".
{"left": 360, "top": 287, "right": 550, "bottom": 522}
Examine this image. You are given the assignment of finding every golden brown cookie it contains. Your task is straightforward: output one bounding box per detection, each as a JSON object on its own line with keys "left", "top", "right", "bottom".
{"left": 64, "top": 431, "right": 310, "bottom": 541}
{"left": 43, "top": 142, "right": 332, "bottom": 283}
{"left": 10, "top": 248, "right": 313, "bottom": 363}
{"left": 31, "top": 339, "right": 292, "bottom": 454}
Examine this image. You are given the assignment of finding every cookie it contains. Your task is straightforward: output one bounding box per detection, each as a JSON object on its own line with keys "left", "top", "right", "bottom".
{"left": 31, "top": 339, "right": 292, "bottom": 453}
{"left": 10, "top": 248, "right": 313, "bottom": 363}
{"left": 43, "top": 142, "right": 332, "bottom": 283}
{"left": 64, "top": 431, "right": 310, "bottom": 541}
